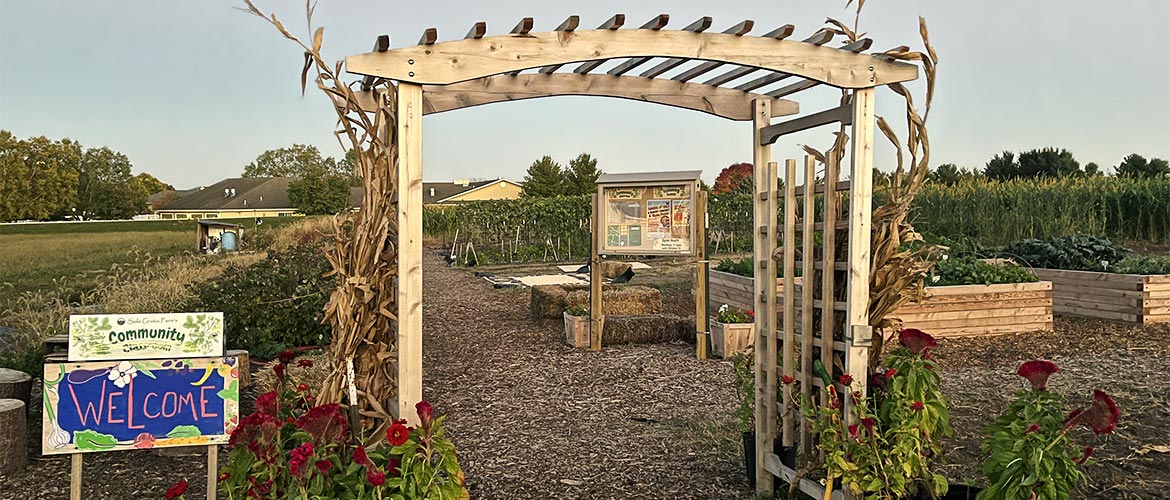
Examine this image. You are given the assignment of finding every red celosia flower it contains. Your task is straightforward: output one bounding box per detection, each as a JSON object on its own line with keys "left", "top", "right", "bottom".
{"left": 278, "top": 350, "right": 297, "bottom": 364}
{"left": 289, "top": 442, "right": 314, "bottom": 477}
{"left": 387, "top": 457, "right": 401, "bottom": 476}
{"left": 387, "top": 422, "right": 410, "bottom": 446}
{"left": 1075, "top": 446, "right": 1094, "bottom": 465}
{"left": 218, "top": 473, "right": 231, "bottom": 483}
{"left": 165, "top": 480, "right": 189, "bottom": 499}
{"left": 255, "top": 391, "right": 279, "bottom": 416}
{"left": 416, "top": 400, "right": 435, "bottom": 428}
{"left": 1017, "top": 360, "right": 1059, "bottom": 391}
{"left": 295, "top": 403, "right": 349, "bottom": 446}
{"left": 884, "top": 368, "right": 897, "bottom": 379}
{"left": 838, "top": 374, "right": 854, "bottom": 386}
{"left": 781, "top": 375, "right": 795, "bottom": 385}
{"left": 297, "top": 359, "right": 314, "bottom": 368}
{"left": 315, "top": 459, "right": 332, "bottom": 474}
{"left": 910, "top": 401, "right": 925, "bottom": 412}
{"left": 848, "top": 424, "right": 859, "bottom": 439}
{"left": 1065, "top": 390, "right": 1120, "bottom": 435}
{"left": 353, "top": 445, "right": 370, "bottom": 466}
{"left": 273, "top": 363, "right": 286, "bottom": 381}
{"left": 1025, "top": 423, "right": 1040, "bottom": 435}
{"left": 367, "top": 469, "right": 386, "bottom": 486}
{"left": 898, "top": 328, "right": 938, "bottom": 356}
{"left": 861, "top": 418, "right": 876, "bottom": 433}
{"left": 297, "top": 383, "right": 309, "bottom": 392}
{"left": 285, "top": 417, "right": 295, "bottom": 425}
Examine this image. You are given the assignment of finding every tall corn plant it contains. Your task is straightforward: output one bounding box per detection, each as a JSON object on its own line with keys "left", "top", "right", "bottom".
{"left": 241, "top": 0, "right": 400, "bottom": 441}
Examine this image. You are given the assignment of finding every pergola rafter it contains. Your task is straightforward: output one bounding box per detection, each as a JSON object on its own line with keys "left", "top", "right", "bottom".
{"left": 342, "top": 15, "right": 916, "bottom": 499}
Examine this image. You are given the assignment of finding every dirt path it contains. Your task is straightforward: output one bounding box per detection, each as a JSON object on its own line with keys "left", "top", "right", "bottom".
{"left": 421, "top": 253, "right": 751, "bottom": 499}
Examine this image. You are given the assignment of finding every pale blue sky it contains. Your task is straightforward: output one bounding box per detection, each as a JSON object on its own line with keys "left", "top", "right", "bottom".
{"left": 1, "top": 0, "right": 1167, "bottom": 189}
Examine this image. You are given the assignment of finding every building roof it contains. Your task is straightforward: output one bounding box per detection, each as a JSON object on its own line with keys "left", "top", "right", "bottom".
{"left": 157, "top": 178, "right": 296, "bottom": 211}
{"left": 596, "top": 170, "right": 703, "bottom": 185}
{"left": 424, "top": 179, "right": 502, "bottom": 204}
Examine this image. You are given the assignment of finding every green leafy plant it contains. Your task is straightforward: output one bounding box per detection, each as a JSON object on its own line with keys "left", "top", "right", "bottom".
{"left": 931, "top": 256, "right": 1038, "bottom": 286}
{"left": 1000, "top": 235, "right": 1130, "bottom": 271}
{"left": 978, "top": 360, "right": 1120, "bottom": 500}
{"left": 1112, "top": 254, "right": 1170, "bottom": 275}
{"left": 730, "top": 349, "right": 755, "bottom": 433}
{"left": 715, "top": 304, "right": 753, "bottom": 324}
{"left": 565, "top": 303, "right": 589, "bottom": 317}
{"left": 220, "top": 350, "right": 468, "bottom": 499}
{"left": 785, "top": 329, "right": 951, "bottom": 499}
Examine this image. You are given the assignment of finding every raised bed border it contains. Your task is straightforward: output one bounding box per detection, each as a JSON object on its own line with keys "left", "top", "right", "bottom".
{"left": 708, "top": 270, "right": 1054, "bottom": 337}
{"left": 1031, "top": 269, "right": 1170, "bottom": 324}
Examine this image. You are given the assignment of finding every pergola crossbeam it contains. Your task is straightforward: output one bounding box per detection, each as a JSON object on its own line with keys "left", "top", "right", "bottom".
{"left": 731, "top": 30, "right": 836, "bottom": 92}
{"left": 464, "top": 22, "right": 487, "bottom": 40}
{"left": 701, "top": 25, "right": 795, "bottom": 86}
{"left": 671, "top": 20, "right": 754, "bottom": 82}
{"left": 577, "top": 14, "right": 669, "bottom": 75}
{"left": 642, "top": 20, "right": 755, "bottom": 79}
{"left": 759, "top": 102, "right": 853, "bottom": 145}
{"left": 608, "top": 16, "right": 711, "bottom": 76}
{"left": 764, "top": 39, "right": 874, "bottom": 98}
{"left": 535, "top": 15, "right": 582, "bottom": 74}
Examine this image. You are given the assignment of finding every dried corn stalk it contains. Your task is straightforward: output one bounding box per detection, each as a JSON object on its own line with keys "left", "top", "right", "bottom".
{"left": 241, "top": 0, "right": 400, "bottom": 441}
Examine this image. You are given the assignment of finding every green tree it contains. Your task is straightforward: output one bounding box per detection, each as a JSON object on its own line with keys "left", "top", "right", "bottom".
{"left": 563, "top": 153, "right": 602, "bottom": 196}
{"left": 1083, "top": 162, "right": 1103, "bottom": 176}
{"left": 243, "top": 144, "right": 346, "bottom": 178}
{"left": 521, "top": 156, "right": 565, "bottom": 197}
{"left": 0, "top": 132, "right": 82, "bottom": 221}
{"left": 984, "top": 151, "right": 1018, "bottom": 180}
{"left": 76, "top": 146, "right": 144, "bottom": 219}
{"left": 288, "top": 171, "right": 352, "bottom": 215}
{"left": 129, "top": 172, "right": 173, "bottom": 195}
{"left": 931, "top": 163, "right": 962, "bottom": 185}
{"left": 1017, "top": 147, "right": 1080, "bottom": 178}
{"left": 1116, "top": 154, "right": 1170, "bottom": 178}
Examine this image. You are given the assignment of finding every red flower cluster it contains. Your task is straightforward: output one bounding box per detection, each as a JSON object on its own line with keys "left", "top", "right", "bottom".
{"left": 910, "top": 401, "right": 925, "bottom": 412}
{"left": 278, "top": 350, "right": 297, "bottom": 364}
{"left": 781, "top": 375, "right": 796, "bottom": 385}
{"left": 1065, "top": 390, "right": 1120, "bottom": 435}
{"left": 297, "top": 359, "right": 314, "bottom": 368}
{"left": 367, "top": 469, "right": 386, "bottom": 486}
{"left": 353, "top": 445, "right": 370, "bottom": 466}
{"left": 165, "top": 480, "right": 188, "bottom": 499}
{"left": 255, "top": 391, "right": 279, "bottom": 416}
{"left": 1017, "top": 360, "right": 1059, "bottom": 391}
{"left": 838, "top": 374, "right": 854, "bottom": 386}
{"left": 295, "top": 403, "right": 349, "bottom": 446}
{"left": 289, "top": 442, "right": 314, "bottom": 477}
{"left": 416, "top": 400, "right": 435, "bottom": 430}
{"left": 898, "top": 328, "right": 938, "bottom": 356}
{"left": 387, "top": 420, "right": 411, "bottom": 446}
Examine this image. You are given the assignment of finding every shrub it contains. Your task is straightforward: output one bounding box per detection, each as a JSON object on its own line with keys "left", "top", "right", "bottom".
{"left": 714, "top": 257, "right": 753, "bottom": 277}
{"left": 1000, "top": 236, "right": 1129, "bottom": 272}
{"left": 1112, "top": 254, "right": 1170, "bottom": 275}
{"left": 931, "top": 256, "right": 1038, "bottom": 286}
{"left": 196, "top": 244, "right": 334, "bottom": 358}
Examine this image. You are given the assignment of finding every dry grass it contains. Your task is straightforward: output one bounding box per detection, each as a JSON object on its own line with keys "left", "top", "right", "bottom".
{"left": 264, "top": 216, "right": 340, "bottom": 253}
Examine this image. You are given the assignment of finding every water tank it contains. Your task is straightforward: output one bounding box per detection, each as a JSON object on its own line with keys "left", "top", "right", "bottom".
{"left": 221, "top": 231, "right": 239, "bottom": 252}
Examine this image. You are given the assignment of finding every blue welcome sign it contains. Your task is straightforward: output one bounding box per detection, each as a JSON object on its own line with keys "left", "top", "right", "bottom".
{"left": 42, "top": 357, "right": 240, "bottom": 455}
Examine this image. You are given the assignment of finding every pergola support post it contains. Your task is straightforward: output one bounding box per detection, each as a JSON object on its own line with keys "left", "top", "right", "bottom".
{"left": 396, "top": 82, "right": 424, "bottom": 425}
{"left": 751, "top": 98, "right": 776, "bottom": 495}
{"left": 844, "top": 87, "right": 875, "bottom": 419}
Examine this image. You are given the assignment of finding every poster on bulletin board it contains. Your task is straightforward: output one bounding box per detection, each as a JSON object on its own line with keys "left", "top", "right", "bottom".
{"left": 596, "top": 171, "right": 700, "bottom": 255}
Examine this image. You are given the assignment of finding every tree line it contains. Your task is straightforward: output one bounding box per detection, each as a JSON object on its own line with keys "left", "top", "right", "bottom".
{"left": 0, "top": 131, "right": 171, "bottom": 222}
{"left": 520, "top": 153, "right": 602, "bottom": 197}
{"left": 241, "top": 144, "right": 358, "bottom": 215}
{"left": 916, "top": 148, "right": 1168, "bottom": 186}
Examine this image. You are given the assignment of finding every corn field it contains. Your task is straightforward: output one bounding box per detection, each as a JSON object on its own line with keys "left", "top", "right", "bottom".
{"left": 912, "top": 176, "right": 1170, "bottom": 245}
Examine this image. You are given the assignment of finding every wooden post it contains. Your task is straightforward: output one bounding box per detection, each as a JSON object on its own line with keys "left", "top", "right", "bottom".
{"left": 695, "top": 189, "right": 709, "bottom": 360}
{"left": 0, "top": 399, "right": 26, "bottom": 475}
{"left": 844, "top": 87, "right": 875, "bottom": 419}
{"left": 396, "top": 81, "right": 425, "bottom": 424}
{"left": 781, "top": 159, "right": 797, "bottom": 447}
{"left": 206, "top": 445, "right": 218, "bottom": 500}
{"left": 799, "top": 155, "right": 816, "bottom": 457}
{"left": 762, "top": 161, "right": 779, "bottom": 447}
{"left": 70, "top": 453, "right": 82, "bottom": 500}
{"left": 589, "top": 192, "right": 604, "bottom": 351}
{"left": 751, "top": 97, "right": 773, "bottom": 494}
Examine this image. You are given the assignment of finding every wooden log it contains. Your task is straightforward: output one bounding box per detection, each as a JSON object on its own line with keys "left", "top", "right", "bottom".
{"left": 226, "top": 350, "right": 251, "bottom": 388}
{"left": 0, "top": 399, "right": 27, "bottom": 475}
{"left": 0, "top": 368, "right": 32, "bottom": 405}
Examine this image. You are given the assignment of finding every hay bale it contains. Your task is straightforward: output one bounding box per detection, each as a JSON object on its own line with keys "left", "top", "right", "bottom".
{"left": 530, "top": 285, "right": 571, "bottom": 320}
{"left": 565, "top": 286, "right": 662, "bottom": 315}
{"left": 601, "top": 261, "right": 633, "bottom": 279}
{"left": 602, "top": 314, "right": 695, "bottom": 345}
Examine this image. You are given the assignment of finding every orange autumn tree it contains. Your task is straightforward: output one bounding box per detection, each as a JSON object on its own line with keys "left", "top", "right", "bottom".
{"left": 712, "top": 162, "right": 754, "bottom": 194}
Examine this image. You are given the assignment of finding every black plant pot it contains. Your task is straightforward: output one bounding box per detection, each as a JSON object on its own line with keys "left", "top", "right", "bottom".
{"left": 916, "top": 484, "right": 983, "bottom": 500}
{"left": 742, "top": 432, "right": 798, "bottom": 489}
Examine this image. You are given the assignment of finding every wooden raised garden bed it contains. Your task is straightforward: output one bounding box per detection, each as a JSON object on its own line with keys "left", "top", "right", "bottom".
{"left": 1031, "top": 269, "right": 1170, "bottom": 324}
{"left": 708, "top": 270, "right": 1054, "bottom": 337}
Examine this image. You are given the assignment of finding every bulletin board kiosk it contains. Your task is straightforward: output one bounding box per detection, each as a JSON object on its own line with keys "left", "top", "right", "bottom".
{"left": 591, "top": 171, "right": 709, "bottom": 357}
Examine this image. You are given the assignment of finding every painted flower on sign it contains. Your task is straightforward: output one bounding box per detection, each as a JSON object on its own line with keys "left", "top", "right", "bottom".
{"left": 108, "top": 361, "right": 138, "bottom": 388}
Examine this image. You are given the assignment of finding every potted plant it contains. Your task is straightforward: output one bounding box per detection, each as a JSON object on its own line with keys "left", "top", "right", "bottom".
{"left": 732, "top": 348, "right": 796, "bottom": 489}
{"left": 978, "top": 360, "right": 1120, "bottom": 500}
{"left": 711, "top": 304, "right": 754, "bottom": 358}
{"left": 563, "top": 303, "right": 590, "bottom": 348}
{"left": 784, "top": 328, "right": 957, "bottom": 499}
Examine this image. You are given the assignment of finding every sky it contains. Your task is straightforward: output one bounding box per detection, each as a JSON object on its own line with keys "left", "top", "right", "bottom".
{"left": 1, "top": 0, "right": 1167, "bottom": 190}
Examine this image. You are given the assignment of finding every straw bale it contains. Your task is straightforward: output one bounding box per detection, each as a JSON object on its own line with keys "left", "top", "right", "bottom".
{"left": 601, "top": 314, "right": 695, "bottom": 345}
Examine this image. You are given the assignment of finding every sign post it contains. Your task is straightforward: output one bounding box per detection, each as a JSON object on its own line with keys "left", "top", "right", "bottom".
{"left": 50, "top": 313, "right": 233, "bottom": 500}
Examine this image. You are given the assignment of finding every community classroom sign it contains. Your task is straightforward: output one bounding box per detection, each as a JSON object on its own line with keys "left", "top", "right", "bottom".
{"left": 42, "top": 357, "right": 240, "bottom": 455}
{"left": 69, "top": 313, "right": 224, "bottom": 361}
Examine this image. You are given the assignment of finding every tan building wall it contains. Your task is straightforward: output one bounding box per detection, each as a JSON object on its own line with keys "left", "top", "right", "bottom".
{"left": 445, "top": 181, "right": 522, "bottom": 202}
{"left": 157, "top": 209, "right": 300, "bottom": 220}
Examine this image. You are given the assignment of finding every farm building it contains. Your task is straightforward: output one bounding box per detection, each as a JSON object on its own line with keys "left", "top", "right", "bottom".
{"left": 423, "top": 178, "right": 522, "bottom": 205}
{"left": 154, "top": 177, "right": 362, "bottom": 219}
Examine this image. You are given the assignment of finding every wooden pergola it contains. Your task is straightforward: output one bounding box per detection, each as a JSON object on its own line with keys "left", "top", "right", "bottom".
{"left": 342, "top": 14, "right": 918, "bottom": 497}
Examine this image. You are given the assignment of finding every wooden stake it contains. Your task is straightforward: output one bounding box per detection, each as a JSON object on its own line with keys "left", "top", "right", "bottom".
{"left": 70, "top": 453, "right": 82, "bottom": 500}
{"left": 206, "top": 445, "right": 218, "bottom": 500}
{"left": 590, "top": 192, "right": 604, "bottom": 351}
{"left": 751, "top": 97, "right": 773, "bottom": 494}
{"left": 781, "top": 158, "right": 798, "bottom": 447}
{"left": 396, "top": 81, "right": 424, "bottom": 424}
{"left": 695, "top": 190, "right": 710, "bottom": 360}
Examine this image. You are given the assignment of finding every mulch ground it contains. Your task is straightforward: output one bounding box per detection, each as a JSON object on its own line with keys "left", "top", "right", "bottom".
{"left": 1, "top": 254, "right": 1168, "bottom": 499}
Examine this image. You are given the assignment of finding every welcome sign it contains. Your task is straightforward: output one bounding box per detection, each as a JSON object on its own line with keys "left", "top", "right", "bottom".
{"left": 69, "top": 313, "right": 224, "bottom": 361}
{"left": 42, "top": 357, "right": 240, "bottom": 455}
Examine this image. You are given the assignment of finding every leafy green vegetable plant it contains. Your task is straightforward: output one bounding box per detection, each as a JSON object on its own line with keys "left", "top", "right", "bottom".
{"left": 931, "top": 256, "right": 1038, "bottom": 286}
{"left": 1000, "top": 236, "right": 1129, "bottom": 271}
{"left": 1112, "top": 254, "right": 1170, "bottom": 275}
{"left": 979, "top": 361, "right": 1120, "bottom": 500}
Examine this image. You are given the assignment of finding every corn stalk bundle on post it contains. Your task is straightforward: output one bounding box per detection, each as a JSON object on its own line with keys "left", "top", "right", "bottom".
{"left": 241, "top": 0, "right": 400, "bottom": 442}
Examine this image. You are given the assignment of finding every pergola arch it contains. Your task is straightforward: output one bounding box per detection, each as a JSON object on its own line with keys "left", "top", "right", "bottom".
{"left": 345, "top": 14, "right": 914, "bottom": 498}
